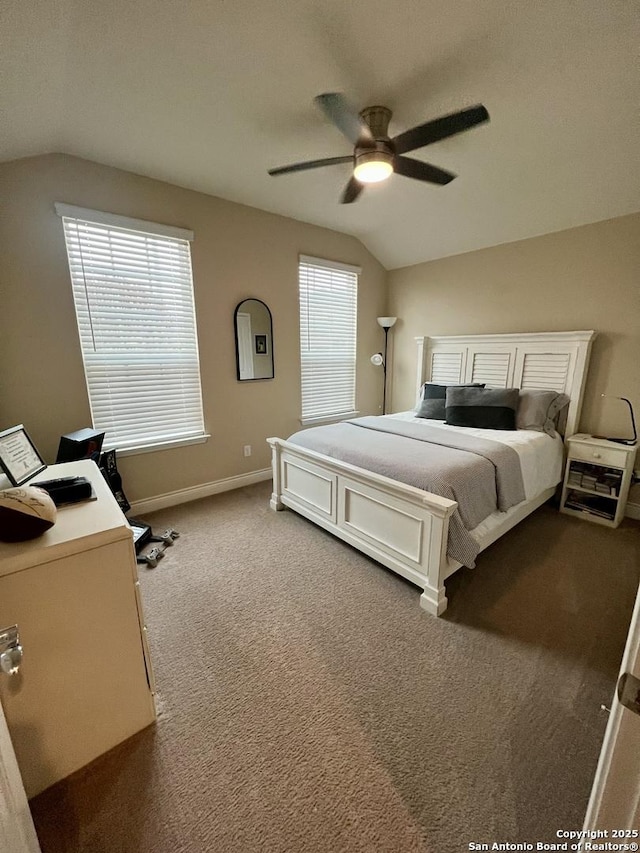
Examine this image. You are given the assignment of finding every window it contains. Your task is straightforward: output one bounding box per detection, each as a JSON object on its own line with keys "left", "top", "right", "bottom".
{"left": 56, "top": 203, "right": 205, "bottom": 453}
{"left": 298, "top": 255, "right": 360, "bottom": 424}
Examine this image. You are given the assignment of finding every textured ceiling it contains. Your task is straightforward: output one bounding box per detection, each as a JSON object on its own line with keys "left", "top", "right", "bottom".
{"left": 2, "top": 0, "right": 639, "bottom": 269}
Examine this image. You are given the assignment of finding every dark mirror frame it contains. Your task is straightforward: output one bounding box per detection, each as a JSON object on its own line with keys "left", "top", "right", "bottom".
{"left": 234, "top": 298, "right": 275, "bottom": 381}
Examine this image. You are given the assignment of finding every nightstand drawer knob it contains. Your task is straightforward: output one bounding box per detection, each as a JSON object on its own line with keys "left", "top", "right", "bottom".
{"left": 592, "top": 452, "right": 601, "bottom": 459}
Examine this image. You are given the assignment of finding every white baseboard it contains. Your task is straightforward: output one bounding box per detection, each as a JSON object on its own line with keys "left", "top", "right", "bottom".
{"left": 626, "top": 502, "right": 640, "bottom": 521}
{"left": 129, "top": 468, "right": 272, "bottom": 515}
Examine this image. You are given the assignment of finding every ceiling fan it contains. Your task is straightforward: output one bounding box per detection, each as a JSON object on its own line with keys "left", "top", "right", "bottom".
{"left": 268, "top": 93, "right": 489, "bottom": 204}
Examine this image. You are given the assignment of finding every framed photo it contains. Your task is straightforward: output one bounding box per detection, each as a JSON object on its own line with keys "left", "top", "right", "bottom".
{"left": 0, "top": 425, "right": 47, "bottom": 486}
{"left": 255, "top": 334, "right": 268, "bottom": 355}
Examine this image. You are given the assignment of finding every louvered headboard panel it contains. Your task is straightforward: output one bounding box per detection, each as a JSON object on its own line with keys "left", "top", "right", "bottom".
{"left": 415, "top": 331, "right": 596, "bottom": 437}
{"left": 469, "top": 351, "right": 513, "bottom": 386}
{"left": 430, "top": 350, "right": 464, "bottom": 385}
{"left": 519, "top": 352, "right": 571, "bottom": 393}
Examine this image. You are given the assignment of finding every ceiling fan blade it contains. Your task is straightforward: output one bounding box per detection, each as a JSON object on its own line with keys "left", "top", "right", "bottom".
{"left": 268, "top": 155, "right": 353, "bottom": 176}
{"left": 340, "top": 177, "right": 364, "bottom": 204}
{"left": 393, "top": 104, "right": 489, "bottom": 155}
{"left": 394, "top": 156, "right": 456, "bottom": 185}
{"left": 315, "top": 93, "right": 374, "bottom": 146}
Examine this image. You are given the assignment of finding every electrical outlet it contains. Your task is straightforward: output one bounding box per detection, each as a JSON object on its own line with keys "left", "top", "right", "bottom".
{"left": 243, "top": 445, "right": 252, "bottom": 457}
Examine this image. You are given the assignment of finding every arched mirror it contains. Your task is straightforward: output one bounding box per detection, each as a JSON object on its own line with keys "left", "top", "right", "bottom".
{"left": 234, "top": 299, "right": 274, "bottom": 381}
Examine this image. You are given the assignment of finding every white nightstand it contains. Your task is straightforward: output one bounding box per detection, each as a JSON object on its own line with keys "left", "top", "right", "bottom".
{"left": 560, "top": 434, "right": 637, "bottom": 528}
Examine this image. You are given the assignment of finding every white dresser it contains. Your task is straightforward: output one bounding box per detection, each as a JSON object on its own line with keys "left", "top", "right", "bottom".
{"left": 0, "top": 460, "right": 156, "bottom": 798}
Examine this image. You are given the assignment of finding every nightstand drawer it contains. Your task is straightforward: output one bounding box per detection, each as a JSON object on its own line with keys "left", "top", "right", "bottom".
{"left": 569, "top": 443, "right": 628, "bottom": 468}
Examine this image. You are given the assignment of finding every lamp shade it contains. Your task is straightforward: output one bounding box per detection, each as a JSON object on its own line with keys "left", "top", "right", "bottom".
{"left": 354, "top": 151, "right": 394, "bottom": 184}
{"left": 377, "top": 316, "right": 397, "bottom": 329}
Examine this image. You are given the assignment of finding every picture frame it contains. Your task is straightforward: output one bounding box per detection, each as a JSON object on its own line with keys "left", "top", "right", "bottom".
{"left": 255, "top": 334, "right": 268, "bottom": 355}
{"left": 0, "top": 425, "right": 47, "bottom": 486}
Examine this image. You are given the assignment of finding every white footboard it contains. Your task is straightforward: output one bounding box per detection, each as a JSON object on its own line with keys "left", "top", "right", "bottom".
{"left": 267, "top": 437, "right": 458, "bottom": 615}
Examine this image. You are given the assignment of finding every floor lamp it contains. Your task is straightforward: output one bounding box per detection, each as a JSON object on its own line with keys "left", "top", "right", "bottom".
{"left": 371, "top": 316, "right": 397, "bottom": 414}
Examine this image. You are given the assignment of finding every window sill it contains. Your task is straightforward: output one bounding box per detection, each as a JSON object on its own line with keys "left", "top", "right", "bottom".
{"left": 300, "top": 411, "right": 359, "bottom": 427}
{"left": 105, "top": 434, "right": 210, "bottom": 458}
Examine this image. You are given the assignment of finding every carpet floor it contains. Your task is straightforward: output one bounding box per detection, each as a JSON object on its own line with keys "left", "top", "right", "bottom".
{"left": 30, "top": 483, "right": 640, "bottom": 852}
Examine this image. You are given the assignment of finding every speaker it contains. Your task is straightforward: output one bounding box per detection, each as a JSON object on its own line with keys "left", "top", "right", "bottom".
{"left": 56, "top": 428, "right": 105, "bottom": 464}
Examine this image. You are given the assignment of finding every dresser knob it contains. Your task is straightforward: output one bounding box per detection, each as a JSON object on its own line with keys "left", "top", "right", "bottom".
{"left": 0, "top": 645, "right": 23, "bottom": 676}
{"left": 0, "top": 625, "right": 22, "bottom": 676}
{"left": 593, "top": 452, "right": 601, "bottom": 459}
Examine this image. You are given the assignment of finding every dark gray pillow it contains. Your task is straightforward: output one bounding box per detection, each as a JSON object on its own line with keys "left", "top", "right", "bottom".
{"left": 517, "top": 390, "right": 570, "bottom": 436}
{"left": 416, "top": 383, "right": 485, "bottom": 420}
{"left": 445, "top": 386, "right": 520, "bottom": 430}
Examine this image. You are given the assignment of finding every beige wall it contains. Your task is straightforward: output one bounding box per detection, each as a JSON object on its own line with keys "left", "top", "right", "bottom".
{"left": 387, "top": 213, "right": 640, "bottom": 447}
{"left": 0, "top": 154, "right": 387, "bottom": 502}
{"left": 1, "top": 155, "right": 637, "bottom": 506}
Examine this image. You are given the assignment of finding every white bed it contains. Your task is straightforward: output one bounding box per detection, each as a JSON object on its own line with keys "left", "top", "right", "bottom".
{"left": 268, "top": 330, "right": 596, "bottom": 616}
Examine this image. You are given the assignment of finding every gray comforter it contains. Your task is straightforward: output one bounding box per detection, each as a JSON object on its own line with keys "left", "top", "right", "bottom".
{"left": 287, "top": 416, "right": 526, "bottom": 567}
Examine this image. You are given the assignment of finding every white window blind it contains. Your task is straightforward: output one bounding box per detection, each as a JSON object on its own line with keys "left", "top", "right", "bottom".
{"left": 298, "top": 255, "right": 360, "bottom": 423}
{"left": 56, "top": 204, "right": 205, "bottom": 452}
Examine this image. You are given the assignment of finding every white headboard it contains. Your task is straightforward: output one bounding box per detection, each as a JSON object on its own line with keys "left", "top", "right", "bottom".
{"left": 415, "top": 330, "right": 596, "bottom": 437}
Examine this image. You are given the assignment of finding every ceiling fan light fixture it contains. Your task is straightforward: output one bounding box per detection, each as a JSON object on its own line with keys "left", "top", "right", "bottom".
{"left": 354, "top": 150, "right": 393, "bottom": 184}
{"left": 268, "top": 94, "right": 489, "bottom": 203}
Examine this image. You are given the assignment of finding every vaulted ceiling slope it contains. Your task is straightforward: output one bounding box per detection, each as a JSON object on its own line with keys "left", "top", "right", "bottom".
{"left": 2, "top": 0, "right": 639, "bottom": 269}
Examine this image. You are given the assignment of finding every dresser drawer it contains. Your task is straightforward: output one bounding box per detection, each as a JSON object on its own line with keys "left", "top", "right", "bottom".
{"left": 569, "top": 443, "right": 628, "bottom": 469}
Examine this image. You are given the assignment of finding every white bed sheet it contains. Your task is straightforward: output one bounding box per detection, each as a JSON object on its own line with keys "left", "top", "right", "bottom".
{"left": 386, "top": 412, "right": 564, "bottom": 548}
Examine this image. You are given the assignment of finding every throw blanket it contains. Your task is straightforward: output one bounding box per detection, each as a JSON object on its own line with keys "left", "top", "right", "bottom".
{"left": 287, "top": 416, "right": 526, "bottom": 567}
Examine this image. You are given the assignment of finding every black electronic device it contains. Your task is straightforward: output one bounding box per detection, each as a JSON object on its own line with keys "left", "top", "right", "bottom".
{"left": 99, "top": 449, "right": 131, "bottom": 513}
{"left": 56, "top": 428, "right": 105, "bottom": 464}
{"left": 130, "top": 518, "right": 152, "bottom": 550}
{"left": 35, "top": 475, "right": 93, "bottom": 506}
{"left": 98, "top": 449, "right": 181, "bottom": 567}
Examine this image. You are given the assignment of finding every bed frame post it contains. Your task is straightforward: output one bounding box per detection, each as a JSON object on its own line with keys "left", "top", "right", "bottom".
{"left": 267, "top": 438, "right": 284, "bottom": 510}
{"left": 415, "top": 336, "right": 427, "bottom": 404}
{"left": 420, "top": 587, "right": 448, "bottom": 617}
{"left": 563, "top": 331, "right": 596, "bottom": 438}
{"left": 420, "top": 504, "right": 453, "bottom": 616}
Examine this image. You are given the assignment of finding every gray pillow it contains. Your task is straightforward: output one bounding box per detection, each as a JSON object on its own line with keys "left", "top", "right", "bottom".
{"left": 516, "top": 390, "right": 570, "bottom": 436}
{"left": 416, "top": 383, "right": 484, "bottom": 420}
{"left": 445, "top": 386, "right": 520, "bottom": 430}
